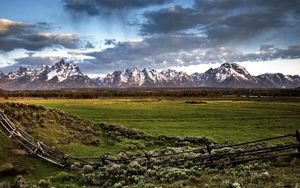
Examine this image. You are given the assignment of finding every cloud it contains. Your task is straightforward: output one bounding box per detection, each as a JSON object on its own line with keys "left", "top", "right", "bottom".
{"left": 81, "top": 38, "right": 300, "bottom": 74}
{"left": 194, "top": 0, "right": 254, "bottom": 12}
{"left": 275, "top": 45, "right": 300, "bottom": 59}
{"left": 83, "top": 41, "right": 95, "bottom": 49}
{"left": 0, "top": 32, "right": 81, "bottom": 51}
{"left": 141, "top": 6, "right": 219, "bottom": 35}
{"left": 3, "top": 38, "right": 300, "bottom": 75}
{"left": 194, "top": 0, "right": 300, "bottom": 14}
{"left": 0, "top": 18, "right": 28, "bottom": 35}
{"left": 81, "top": 35, "right": 208, "bottom": 73}
{"left": 0, "top": 18, "right": 87, "bottom": 51}
{"left": 15, "top": 56, "right": 61, "bottom": 67}
{"left": 139, "top": 0, "right": 300, "bottom": 47}
{"left": 62, "top": 0, "right": 172, "bottom": 15}
{"left": 0, "top": 55, "right": 62, "bottom": 73}
{"left": 104, "top": 39, "right": 117, "bottom": 46}
{"left": 0, "top": 19, "right": 50, "bottom": 37}
{"left": 206, "top": 12, "right": 285, "bottom": 44}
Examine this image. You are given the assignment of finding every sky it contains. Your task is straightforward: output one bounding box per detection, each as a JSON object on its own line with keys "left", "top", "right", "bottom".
{"left": 0, "top": 0, "right": 300, "bottom": 77}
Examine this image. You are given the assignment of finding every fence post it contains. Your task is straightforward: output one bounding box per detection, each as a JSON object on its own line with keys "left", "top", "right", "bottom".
{"left": 63, "top": 155, "right": 68, "bottom": 168}
{"left": 296, "top": 130, "right": 300, "bottom": 155}
{"left": 145, "top": 153, "right": 151, "bottom": 167}
{"left": 206, "top": 144, "right": 214, "bottom": 166}
{"left": 101, "top": 155, "right": 107, "bottom": 166}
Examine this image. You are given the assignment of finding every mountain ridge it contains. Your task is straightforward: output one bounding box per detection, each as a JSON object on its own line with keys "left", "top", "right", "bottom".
{"left": 0, "top": 60, "right": 299, "bottom": 90}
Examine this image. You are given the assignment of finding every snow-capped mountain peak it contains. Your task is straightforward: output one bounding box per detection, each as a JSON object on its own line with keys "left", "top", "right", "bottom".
{"left": 0, "top": 59, "right": 95, "bottom": 90}
{"left": 41, "top": 65, "right": 50, "bottom": 72}
{"left": 213, "top": 63, "right": 252, "bottom": 82}
{"left": 8, "top": 65, "right": 38, "bottom": 81}
{"left": 200, "top": 63, "right": 250, "bottom": 83}
{"left": 100, "top": 68, "right": 194, "bottom": 87}
{"left": 46, "top": 59, "right": 84, "bottom": 82}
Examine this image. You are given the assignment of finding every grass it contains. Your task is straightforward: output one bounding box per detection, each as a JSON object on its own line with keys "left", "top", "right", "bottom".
{"left": 2, "top": 97, "right": 300, "bottom": 144}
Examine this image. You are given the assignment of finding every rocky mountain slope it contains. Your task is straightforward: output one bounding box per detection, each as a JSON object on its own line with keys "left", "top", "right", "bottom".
{"left": 0, "top": 60, "right": 299, "bottom": 90}
{"left": 100, "top": 68, "right": 194, "bottom": 87}
{"left": 0, "top": 59, "right": 95, "bottom": 90}
{"left": 192, "top": 63, "right": 259, "bottom": 88}
{"left": 191, "top": 63, "right": 299, "bottom": 88}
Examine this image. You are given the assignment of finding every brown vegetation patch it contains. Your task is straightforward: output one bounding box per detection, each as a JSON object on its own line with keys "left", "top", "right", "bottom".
{"left": 10, "top": 149, "right": 28, "bottom": 156}
{"left": 185, "top": 101, "right": 208, "bottom": 104}
{"left": 0, "top": 163, "right": 27, "bottom": 177}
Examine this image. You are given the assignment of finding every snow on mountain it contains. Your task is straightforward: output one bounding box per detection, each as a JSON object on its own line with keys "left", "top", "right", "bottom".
{"left": 257, "top": 73, "right": 300, "bottom": 88}
{"left": 214, "top": 63, "right": 250, "bottom": 82}
{"left": 192, "top": 63, "right": 259, "bottom": 88}
{"left": 101, "top": 68, "right": 194, "bottom": 87}
{"left": 46, "top": 59, "right": 84, "bottom": 82}
{"left": 0, "top": 59, "right": 95, "bottom": 90}
{"left": 0, "top": 71, "right": 7, "bottom": 80}
{"left": 0, "top": 61, "right": 299, "bottom": 90}
{"left": 7, "top": 66, "right": 39, "bottom": 81}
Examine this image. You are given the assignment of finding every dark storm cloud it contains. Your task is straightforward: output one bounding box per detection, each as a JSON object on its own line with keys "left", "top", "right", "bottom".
{"left": 0, "top": 33, "right": 81, "bottom": 51}
{"left": 140, "top": 0, "right": 300, "bottom": 46}
{"left": 141, "top": 6, "right": 219, "bottom": 35}
{"left": 62, "top": 0, "right": 172, "bottom": 15}
{"left": 0, "top": 19, "right": 87, "bottom": 51}
{"left": 194, "top": 0, "right": 248, "bottom": 10}
{"left": 206, "top": 12, "right": 285, "bottom": 44}
{"left": 194, "top": 0, "right": 300, "bottom": 13}
{"left": 275, "top": 45, "right": 300, "bottom": 59}
{"left": 207, "top": 44, "right": 300, "bottom": 62}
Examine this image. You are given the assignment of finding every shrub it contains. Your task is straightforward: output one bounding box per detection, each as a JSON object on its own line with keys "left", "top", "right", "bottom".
{"left": 51, "top": 172, "right": 75, "bottom": 183}
{"left": 83, "top": 165, "right": 94, "bottom": 173}
{"left": 14, "top": 175, "right": 28, "bottom": 188}
{"left": 38, "top": 179, "right": 50, "bottom": 188}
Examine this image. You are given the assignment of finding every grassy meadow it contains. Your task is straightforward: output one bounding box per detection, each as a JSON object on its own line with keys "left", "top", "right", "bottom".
{"left": 2, "top": 97, "right": 300, "bottom": 144}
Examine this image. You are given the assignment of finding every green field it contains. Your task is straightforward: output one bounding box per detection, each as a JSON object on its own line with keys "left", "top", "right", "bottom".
{"left": 3, "top": 97, "right": 300, "bottom": 144}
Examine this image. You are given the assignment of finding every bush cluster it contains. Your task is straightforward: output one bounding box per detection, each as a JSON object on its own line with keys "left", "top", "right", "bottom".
{"left": 100, "top": 123, "right": 212, "bottom": 149}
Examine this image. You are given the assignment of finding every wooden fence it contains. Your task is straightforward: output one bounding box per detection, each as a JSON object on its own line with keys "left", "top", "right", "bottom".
{"left": 0, "top": 110, "right": 299, "bottom": 169}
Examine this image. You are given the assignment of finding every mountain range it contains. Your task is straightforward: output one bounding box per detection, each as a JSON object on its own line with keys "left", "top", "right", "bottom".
{"left": 0, "top": 59, "right": 299, "bottom": 90}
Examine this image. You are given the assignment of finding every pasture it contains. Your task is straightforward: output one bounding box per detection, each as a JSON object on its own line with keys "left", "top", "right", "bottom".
{"left": 3, "top": 97, "right": 300, "bottom": 144}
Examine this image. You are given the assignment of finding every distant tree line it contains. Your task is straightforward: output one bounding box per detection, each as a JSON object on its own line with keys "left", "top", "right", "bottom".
{"left": 0, "top": 87, "right": 299, "bottom": 99}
